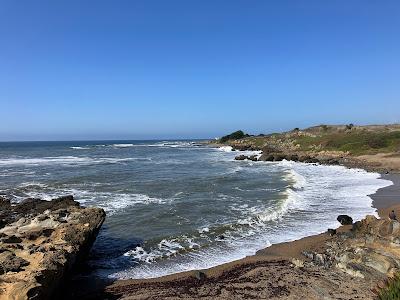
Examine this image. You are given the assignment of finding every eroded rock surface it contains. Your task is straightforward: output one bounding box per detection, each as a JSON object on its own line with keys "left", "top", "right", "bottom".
{"left": 0, "top": 196, "right": 105, "bottom": 300}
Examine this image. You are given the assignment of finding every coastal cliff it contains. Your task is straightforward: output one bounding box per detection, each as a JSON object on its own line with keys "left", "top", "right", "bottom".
{"left": 0, "top": 196, "right": 105, "bottom": 300}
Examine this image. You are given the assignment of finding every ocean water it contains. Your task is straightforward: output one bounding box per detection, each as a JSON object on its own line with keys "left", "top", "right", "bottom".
{"left": 0, "top": 140, "right": 393, "bottom": 279}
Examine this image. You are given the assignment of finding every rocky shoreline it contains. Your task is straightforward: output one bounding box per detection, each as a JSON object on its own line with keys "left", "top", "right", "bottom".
{"left": 100, "top": 210, "right": 400, "bottom": 299}
{"left": 226, "top": 143, "right": 399, "bottom": 173}
{"left": 0, "top": 195, "right": 105, "bottom": 300}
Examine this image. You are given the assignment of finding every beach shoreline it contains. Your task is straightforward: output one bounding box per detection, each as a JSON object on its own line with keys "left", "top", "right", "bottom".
{"left": 88, "top": 164, "right": 400, "bottom": 300}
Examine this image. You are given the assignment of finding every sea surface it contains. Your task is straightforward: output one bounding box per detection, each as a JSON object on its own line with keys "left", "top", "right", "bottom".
{"left": 0, "top": 140, "right": 393, "bottom": 279}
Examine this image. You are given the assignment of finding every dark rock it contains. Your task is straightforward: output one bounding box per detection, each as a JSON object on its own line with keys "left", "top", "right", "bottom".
{"left": 234, "top": 155, "right": 247, "bottom": 161}
{"left": 304, "top": 157, "right": 319, "bottom": 163}
{"left": 326, "top": 158, "right": 339, "bottom": 165}
{"left": 352, "top": 221, "right": 362, "bottom": 232}
{"left": 232, "top": 145, "right": 256, "bottom": 151}
{"left": 193, "top": 270, "right": 207, "bottom": 281}
{"left": 327, "top": 229, "right": 337, "bottom": 236}
{"left": 0, "top": 196, "right": 11, "bottom": 210}
{"left": 26, "top": 228, "right": 54, "bottom": 240}
{"left": 2, "top": 235, "right": 23, "bottom": 244}
{"left": 273, "top": 154, "right": 286, "bottom": 161}
{"left": 258, "top": 153, "right": 275, "bottom": 161}
{"left": 248, "top": 155, "right": 258, "bottom": 161}
{"left": 298, "top": 156, "right": 310, "bottom": 162}
{"left": 0, "top": 251, "right": 29, "bottom": 274}
{"left": 235, "top": 155, "right": 258, "bottom": 161}
{"left": 265, "top": 155, "right": 275, "bottom": 161}
{"left": 337, "top": 215, "right": 353, "bottom": 225}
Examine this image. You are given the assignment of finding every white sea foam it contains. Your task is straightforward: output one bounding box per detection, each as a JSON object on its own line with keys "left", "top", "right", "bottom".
{"left": 285, "top": 168, "right": 307, "bottom": 189}
{"left": 70, "top": 146, "right": 90, "bottom": 150}
{"left": 0, "top": 156, "right": 149, "bottom": 166}
{"left": 218, "top": 146, "right": 233, "bottom": 152}
{"left": 18, "top": 182, "right": 49, "bottom": 189}
{"left": 112, "top": 144, "right": 135, "bottom": 148}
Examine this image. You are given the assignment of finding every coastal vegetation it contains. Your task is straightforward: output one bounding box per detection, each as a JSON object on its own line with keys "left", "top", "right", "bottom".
{"left": 378, "top": 274, "right": 400, "bottom": 300}
{"left": 218, "top": 124, "right": 400, "bottom": 156}
{"left": 219, "top": 130, "right": 249, "bottom": 143}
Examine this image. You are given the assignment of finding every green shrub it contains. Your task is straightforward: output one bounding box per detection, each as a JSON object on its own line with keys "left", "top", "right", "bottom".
{"left": 368, "top": 136, "right": 388, "bottom": 149}
{"left": 219, "top": 130, "right": 247, "bottom": 143}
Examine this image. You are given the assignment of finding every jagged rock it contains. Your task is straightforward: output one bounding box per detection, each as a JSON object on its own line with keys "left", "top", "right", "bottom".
{"left": 0, "top": 196, "right": 106, "bottom": 300}
{"left": 258, "top": 153, "right": 275, "bottom": 161}
{"left": 337, "top": 215, "right": 353, "bottom": 225}
{"left": 234, "top": 155, "right": 247, "bottom": 161}
{"left": 327, "top": 228, "right": 337, "bottom": 236}
{"left": 248, "top": 155, "right": 258, "bottom": 161}
{"left": 234, "top": 155, "right": 258, "bottom": 161}
{"left": 0, "top": 251, "right": 29, "bottom": 274}
{"left": 2, "top": 235, "right": 23, "bottom": 244}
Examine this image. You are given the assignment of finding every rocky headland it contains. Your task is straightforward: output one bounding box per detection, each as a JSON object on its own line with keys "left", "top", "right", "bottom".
{"left": 0, "top": 195, "right": 105, "bottom": 300}
{"left": 215, "top": 124, "right": 400, "bottom": 173}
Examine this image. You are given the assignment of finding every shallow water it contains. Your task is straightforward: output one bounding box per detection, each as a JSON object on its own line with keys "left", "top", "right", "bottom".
{"left": 0, "top": 140, "right": 393, "bottom": 279}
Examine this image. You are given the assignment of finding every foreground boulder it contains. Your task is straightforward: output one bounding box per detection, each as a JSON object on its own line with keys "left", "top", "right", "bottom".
{"left": 0, "top": 196, "right": 106, "bottom": 300}
{"left": 337, "top": 215, "right": 353, "bottom": 225}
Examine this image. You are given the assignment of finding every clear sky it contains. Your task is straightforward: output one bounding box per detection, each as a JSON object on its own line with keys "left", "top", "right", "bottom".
{"left": 1, "top": 1, "right": 399, "bottom": 141}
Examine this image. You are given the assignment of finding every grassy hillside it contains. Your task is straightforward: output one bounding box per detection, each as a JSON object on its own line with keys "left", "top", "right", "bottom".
{"left": 218, "top": 124, "right": 400, "bottom": 156}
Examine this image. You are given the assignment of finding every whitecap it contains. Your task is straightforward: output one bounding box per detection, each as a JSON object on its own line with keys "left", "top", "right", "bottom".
{"left": 218, "top": 146, "right": 233, "bottom": 152}
{"left": 112, "top": 144, "right": 135, "bottom": 148}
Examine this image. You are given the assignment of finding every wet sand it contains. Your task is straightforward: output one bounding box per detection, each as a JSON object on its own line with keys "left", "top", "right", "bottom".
{"left": 371, "top": 173, "right": 400, "bottom": 216}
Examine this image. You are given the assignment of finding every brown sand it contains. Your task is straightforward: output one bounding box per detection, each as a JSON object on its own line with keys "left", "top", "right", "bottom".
{"left": 357, "top": 153, "right": 400, "bottom": 173}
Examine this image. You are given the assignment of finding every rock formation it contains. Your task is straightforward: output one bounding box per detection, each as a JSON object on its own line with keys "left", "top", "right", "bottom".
{"left": 0, "top": 196, "right": 105, "bottom": 300}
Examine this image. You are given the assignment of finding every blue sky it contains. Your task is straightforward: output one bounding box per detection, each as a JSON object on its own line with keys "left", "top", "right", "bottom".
{"left": 1, "top": 1, "right": 399, "bottom": 141}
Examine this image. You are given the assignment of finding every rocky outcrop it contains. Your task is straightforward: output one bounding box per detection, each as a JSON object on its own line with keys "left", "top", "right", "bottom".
{"left": 303, "top": 215, "right": 400, "bottom": 283}
{"left": 337, "top": 215, "right": 353, "bottom": 225}
{"left": 0, "top": 196, "right": 105, "bottom": 300}
{"left": 234, "top": 155, "right": 258, "bottom": 161}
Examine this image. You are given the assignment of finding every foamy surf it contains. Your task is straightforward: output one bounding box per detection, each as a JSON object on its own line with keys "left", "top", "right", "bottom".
{"left": 105, "top": 161, "right": 392, "bottom": 280}
{"left": 218, "top": 146, "right": 233, "bottom": 152}
{"left": 0, "top": 156, "right": 150, "bottom": 166}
